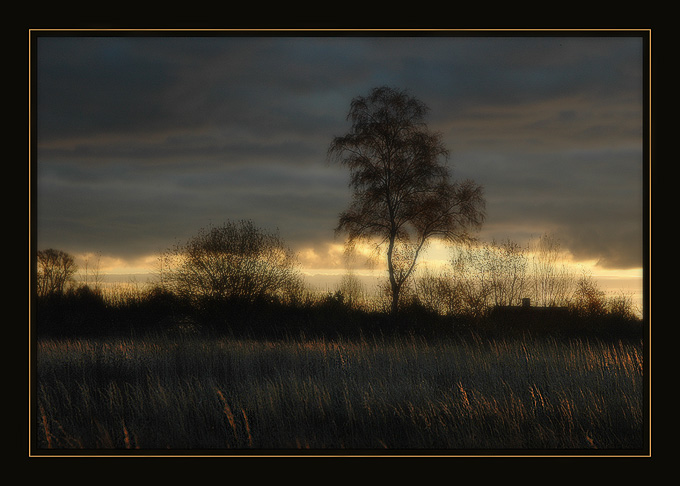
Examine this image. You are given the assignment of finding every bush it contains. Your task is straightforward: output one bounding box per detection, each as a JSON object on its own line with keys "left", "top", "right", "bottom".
{"left": 160, "top": 220, "right": 305, "bottom": 307}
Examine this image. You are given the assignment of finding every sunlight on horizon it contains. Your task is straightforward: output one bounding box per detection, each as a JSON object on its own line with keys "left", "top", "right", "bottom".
{"left": 69, "top": 242, "right": 644, "bottom": 318}
{"left": 72, "top": 240, "right": 644, "bottom": 291}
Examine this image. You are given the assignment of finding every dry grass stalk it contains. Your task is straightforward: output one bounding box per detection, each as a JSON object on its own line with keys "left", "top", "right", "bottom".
{"left": 39, "top": 406, "right": 53, "bottom": 449}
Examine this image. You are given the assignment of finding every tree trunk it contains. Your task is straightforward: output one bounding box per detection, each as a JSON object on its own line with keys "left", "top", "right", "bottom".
{"left": 386, "top": 233, "right": 400, "bottom": 316}
{"left": 390, "top": 281, "right": 400, "bottom": 316}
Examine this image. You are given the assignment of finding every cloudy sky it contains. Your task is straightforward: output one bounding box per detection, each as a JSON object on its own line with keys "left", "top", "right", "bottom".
{"left": 34, "top": 31, "right": 647, "bottom": 286}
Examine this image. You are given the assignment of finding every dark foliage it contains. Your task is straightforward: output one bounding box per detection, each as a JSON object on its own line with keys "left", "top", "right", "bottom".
{"left": 34, "top": 283, "right": 644, "bottom": 342}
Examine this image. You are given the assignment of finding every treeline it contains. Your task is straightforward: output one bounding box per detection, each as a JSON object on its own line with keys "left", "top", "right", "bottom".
{"left": 34, "top": 221, "right": 643, "bottom": 341}
{"left": 410, "top": 235, "right": 640, "bottom": 320}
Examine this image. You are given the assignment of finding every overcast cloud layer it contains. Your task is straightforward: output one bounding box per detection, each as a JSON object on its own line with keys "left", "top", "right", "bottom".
{"left": 35, "top": 33, "right": 646, "bottom": 272}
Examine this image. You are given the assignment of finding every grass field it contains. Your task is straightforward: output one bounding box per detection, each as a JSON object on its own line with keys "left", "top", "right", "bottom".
{"left": 33, "top": 332, "right": 646, "bottom": 453}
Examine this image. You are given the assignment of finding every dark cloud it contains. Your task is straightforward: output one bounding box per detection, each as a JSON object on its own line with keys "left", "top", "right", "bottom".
{"left": 35, "top": 33, "right": 646, "bottom": 272}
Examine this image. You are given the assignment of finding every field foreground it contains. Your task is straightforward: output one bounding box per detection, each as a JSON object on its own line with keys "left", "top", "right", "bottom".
{"left": 34, "top": 334, "right": 645, "bottom": 453}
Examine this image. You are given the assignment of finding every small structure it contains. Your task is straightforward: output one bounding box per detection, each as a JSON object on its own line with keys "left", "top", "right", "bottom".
{"left": 490, "top": 297, "right": 570, "bottom": 331}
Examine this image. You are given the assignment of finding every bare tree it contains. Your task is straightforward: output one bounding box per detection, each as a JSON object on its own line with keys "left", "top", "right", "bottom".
{"left": 37, "top": 249, "right": 78, "bottom": 297}
{"left": 450, "top": 240, "right": 494, "bottom": 317}
{"left": 486, "top": 239, "right": 529, "bottom": 307}
{"left": 161, "top": 220, "right": 304, "bottom": 305}
{"left": 81, "top": 252, "right": 103, "bottom": 291}
{"left": 572, "top": 270, "right": 607, "bottom": 317}
{"left": 413, "top": 267, "right": 462, "bottom": 316}
{"left": 328, "top": 86, "right": 486, "bottom": 315}
{"left": 336, "top": 271, "right": 366, "bottom": 310}
{"left": 448, "top": 238, "right": 529, "bottom": 316}
{"left": 529, "top": 233, "right": 574, "bottom": 307}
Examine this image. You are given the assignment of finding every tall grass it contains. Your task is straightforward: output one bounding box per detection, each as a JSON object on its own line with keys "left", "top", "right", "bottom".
{"left": 34, "top": 334, "right": 645, "bottom": 452}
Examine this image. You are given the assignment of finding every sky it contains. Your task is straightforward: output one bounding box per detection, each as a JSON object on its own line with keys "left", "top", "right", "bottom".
{"left": 33, "top": 31, "right": 647, "bottom": 297}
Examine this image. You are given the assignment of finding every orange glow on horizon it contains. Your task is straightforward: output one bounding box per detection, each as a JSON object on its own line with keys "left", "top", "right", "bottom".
{"left": 69, "top": 245, "right": 644, "bottom": 302}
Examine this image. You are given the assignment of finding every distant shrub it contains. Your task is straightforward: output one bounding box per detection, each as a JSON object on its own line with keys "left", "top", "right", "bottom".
{"left": 571, "top": 273, "right": 608, "bottom": 318}
{"left": 159, "top": 220, "right": 305, "bottom": 307}
{"left": 606, "top": 292, "right": 639, "bottom": 322}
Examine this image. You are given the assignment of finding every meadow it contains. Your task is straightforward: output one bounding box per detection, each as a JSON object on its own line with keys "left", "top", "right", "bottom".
{"left": 35, "top": 332, "right": 645, "bottom": 453}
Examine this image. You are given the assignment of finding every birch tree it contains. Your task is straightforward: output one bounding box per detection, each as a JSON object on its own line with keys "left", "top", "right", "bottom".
{"left": 329, "top": 86, "right": 485, "bottom": 315}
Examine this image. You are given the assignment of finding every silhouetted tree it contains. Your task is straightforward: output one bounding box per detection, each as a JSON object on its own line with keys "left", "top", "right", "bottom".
{"left": 572, "top": 271, "right": 607, "bottom": 318}
{"left": 328, "top": 86, "right": 486, "bottom": 315}
{"left": 336, "top": 271, "right": 366, "bottom": 310}
{"left": 413, "top": 268, "right": 462, "bottom": 316}
{"left": 160, "top": 220, "right": 304, "bottom": 306}
{"left": 450, "top": 238, "right": 529, "bottom": 312}
{"left": 529, "top": 233, "right": 574, "bottom": 307}
{"left": 37, "top": 248, "right": 78, "bottom": 296}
